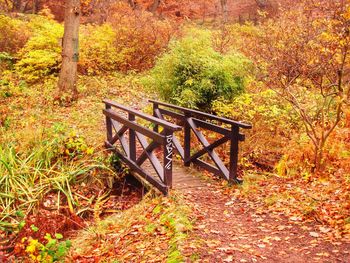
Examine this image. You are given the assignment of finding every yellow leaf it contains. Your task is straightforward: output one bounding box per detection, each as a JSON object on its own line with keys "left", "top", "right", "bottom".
{"left": 86, "top": 147, "right": 94, "bottom": 155}
{"left": 25, "top": 239, "right": 39, "bottom": 254}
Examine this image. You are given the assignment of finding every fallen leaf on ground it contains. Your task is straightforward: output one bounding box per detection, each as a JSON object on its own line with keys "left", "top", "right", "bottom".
{"left": 309, "top": 232, "right": 319, "bottom": 238}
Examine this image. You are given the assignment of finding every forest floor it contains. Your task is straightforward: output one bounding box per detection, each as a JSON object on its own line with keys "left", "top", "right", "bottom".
{"left": 1, "top": 74, "right": 350, "bottom": 262}
{"left": 65, "top": 162, "right": 350, "bottom": 262}
{"left": 175, "top": 167, "right": 350, "bottom": 262}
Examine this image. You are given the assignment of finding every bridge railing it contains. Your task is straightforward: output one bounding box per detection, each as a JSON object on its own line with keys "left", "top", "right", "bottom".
{"left": 103, "top": 99, "right": 182, "bottom": 195}
{"left": 149, "top": 100, "right": 252, "bottom": 184}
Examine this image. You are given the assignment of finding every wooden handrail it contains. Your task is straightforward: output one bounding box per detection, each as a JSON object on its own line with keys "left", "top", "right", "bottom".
{"left": 104, "top": 99, "right": 250, "bottom": 195}
{"left": 149, "top": 99, "right": 252, "bottom": 129}
{"left": 156, "top": 108, "right": 245, "bottom": 141}
{"left": 103, "top": 99, "right": 182, "bottom": 131}
{"left": 103, "top": 102, "right": 176, "bottom": 195}
{"left": 103, "top": 109, "right": 165, "bottom": 144}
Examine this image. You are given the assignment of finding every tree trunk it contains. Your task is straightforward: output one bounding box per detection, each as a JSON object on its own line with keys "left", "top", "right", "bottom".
{"left": 255, "top": 0, "right": 269, "bottom": 9}
{"left": 56, "top": 0, "right": 80, "bottom": 105}
{"left": 221, "top": 0, "right": 228, "bottom": 23}
{"left": 32, "top": 0, "right": 39, "bottom": 13}
{"left": 20, "top": 0, "right": 29, "bottom": 12}
{"left": 2, "top": 0, "right": 9, "bottom": 12}
{"left": 12, "top": 0, "right": 29, "bottom": 13}
{"left": 127, "top": 0, "right": 136, "bottom": 9}
{"left": 148, "top": 0, "right": 161, "bottom": 13}
{"left": 313, "top": 144, "right": 324, "bottom": 173}
{"left": 12, "top": 0, "right": 20, "bottom": 11}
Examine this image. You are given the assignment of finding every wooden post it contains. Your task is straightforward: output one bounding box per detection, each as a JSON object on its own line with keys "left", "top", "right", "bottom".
{"left": 163, "top": 129, "right": 174, "bottom": 190}
{"left": 106, "top": 104, "right": 112, "bottom": 143}
{"left": 184, "top": 112, "right": 191, "bottom": 167}
{"left": 229, "top": 125, "right": 240, "bottom": 183}
{"left": 153, "top": 102, "right": 159, "bottom": 133}
{"left": 128, "top": 113, "right": 136, "bottom": 161}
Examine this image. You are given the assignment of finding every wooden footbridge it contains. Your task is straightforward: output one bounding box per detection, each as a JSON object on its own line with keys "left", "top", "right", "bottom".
{"left": 103, "top": 99, "right": 252, "bottom": 195}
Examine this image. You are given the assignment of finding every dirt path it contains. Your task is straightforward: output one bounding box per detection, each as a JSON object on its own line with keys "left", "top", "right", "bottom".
{"left": 171, "top": 165, "right": 350, "bottom": 262}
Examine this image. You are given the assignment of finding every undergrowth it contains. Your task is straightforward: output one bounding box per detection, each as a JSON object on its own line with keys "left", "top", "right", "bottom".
{"left": 68, "top": 193, "right": 192, "bottom": 262}
{"left": 0, "top": 73, "right": 148, "bottom": 261}
{"left": 0, "top": 125, "right": 114, "bottom": 233}
{"left": 0, "top": 11, "right": 349, "bottom": 261}
{"left": 144, "top": 27, "right": 251, "bottom": 112}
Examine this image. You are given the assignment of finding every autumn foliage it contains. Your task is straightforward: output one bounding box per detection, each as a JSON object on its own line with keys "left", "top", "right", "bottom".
{"left": 0, "top": 14, "right": 30, "bottom": 54}
{"left": 232, "top": 0, "right": 350, "bottom": 172}
{"left": 1, "top": 0, "right": 350, "bottom": 261}
{"left": 79, "top": 2, "right": 175, "bottom": 74}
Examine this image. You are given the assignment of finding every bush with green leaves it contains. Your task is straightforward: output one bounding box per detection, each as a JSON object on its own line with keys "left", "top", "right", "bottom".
{"left": 145, "top": 28, "right": 251, "bottom": 111}
{"left": 15, "top": 15, "right": 63, "bottom": 82}
{"left": 0, "top": 52, "right": 16, "bottom": 74}
{"left": 23, "top": 233, "right": 71, "bottom": 262}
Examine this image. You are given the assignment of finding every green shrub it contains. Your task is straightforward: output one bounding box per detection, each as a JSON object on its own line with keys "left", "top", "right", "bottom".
{"left": 0, "top": 74, "right": 27, "bottom": 99}
{"left": 0, "top": 15, "right": 30, "bottom": 54}
{"left": 22, "top": 233, "right": 71, "bottom": 262}
{"left": 15, "top": 15, "right": 63, "bottom": 82}
{"left": 145, "top": 28, "right": 251, "bottom": 111}
{"left": 0, "top": 52, "right": 16, "bottom": 73}
{"left": 16, "top": 50, "right": 61, "bottom": 82}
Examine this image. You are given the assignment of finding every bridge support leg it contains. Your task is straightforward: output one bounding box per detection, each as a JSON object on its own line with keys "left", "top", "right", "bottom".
{"left": 229, "top": 126, "right": 242, "bottom": 184}
{"left": 106, "top": 104, "right": 113, "bottom": 143}
{"left": 128, "top": 113, "right": 136, "bottom": 161}
{"left": 153, "top": 102, "right": 159, "bottom": 133}
{"left": 163, "top": 130, "right": 174, "bottom": 190}
{"left": 184, "top": 113, "right": 191, "bottom": 167}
